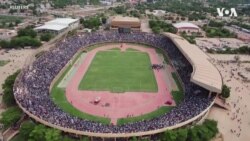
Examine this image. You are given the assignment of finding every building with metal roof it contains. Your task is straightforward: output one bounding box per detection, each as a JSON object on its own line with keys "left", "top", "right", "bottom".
{"left": 173, "top": 22, "right": 201, "bottom": 35}
{"left": 34, "top": 18, "right": 79, "bottom": 34}
{"left": 164, "top": 32, "right": 222, "bottom": 93}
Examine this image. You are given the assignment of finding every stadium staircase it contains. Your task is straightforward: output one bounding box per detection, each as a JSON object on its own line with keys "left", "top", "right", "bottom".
{"left": 214, "top": 97, "right": 231, "bottom": 110}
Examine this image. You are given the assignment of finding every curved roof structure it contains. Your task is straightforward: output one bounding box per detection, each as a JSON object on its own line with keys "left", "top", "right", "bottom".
{"left": 164, "top": 33, "right": 222, "bottom": 93}
{"left": 173, "top": 22, "right": 199, "bottom": 29}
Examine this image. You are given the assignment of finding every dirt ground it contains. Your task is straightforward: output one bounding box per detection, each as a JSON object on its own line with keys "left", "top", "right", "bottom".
{"left": 207, "top": 54, "right": 250, "bottom": 141}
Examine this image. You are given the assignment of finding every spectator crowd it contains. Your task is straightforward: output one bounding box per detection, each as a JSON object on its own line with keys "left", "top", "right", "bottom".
{"left": 14, "top": 31, "right": 215, "bottom": 134}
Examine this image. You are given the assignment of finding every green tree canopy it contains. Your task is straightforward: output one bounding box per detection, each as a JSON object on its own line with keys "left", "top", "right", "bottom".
{"left": 18, "top": 27, "right": 37, "bottom": 38}
{"left": 221, "top": 85, "right": 230, "bottom": 98}
{"left": 81, "top": 17, "right": 101, "bottom": 29}
{"left": 176, "top": 128, "right": 188, "bottom": 141}
{"left": 28, "top": 124, "right": 47, "bottom": 141}
{"left": 0, "top": 107, "right": 22, "bottom": 128}
{"left": 149, "top": 20, "right": 177, "bottom": 34}
{"left": 45, "top": 128, "right": 62, "bottom": 141}
{"left": 2, "top": 71, "right": 20, "bottom": 107}
{"left": 10, "top": 36, "right": 42, "bottom": 48}
{"left": 20, "top": 121, "right": 36, "bottom": 138}
{"left": 40, "top": 33, "right": 53, "bottom": 42}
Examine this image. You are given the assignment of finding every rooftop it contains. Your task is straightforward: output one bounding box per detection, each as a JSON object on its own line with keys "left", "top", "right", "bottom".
{"left": 34, "top": 24, "right": 68, "bottom": 31}
{"left": 45, "top": 18, "right": 79, "bottom": 26}
{"left": 173, "top": 22, "right": 199, "bottom": 29}
{"left": 111, "top": 16, "right": 140, "bottom": 23}
{"left": 164, "top": 32, "right": 222, "bottom": 93}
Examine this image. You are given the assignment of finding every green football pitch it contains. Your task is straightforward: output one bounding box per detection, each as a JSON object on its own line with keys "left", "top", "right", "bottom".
{"left": 78, "top": 49, "right": 158, "bottom": 92}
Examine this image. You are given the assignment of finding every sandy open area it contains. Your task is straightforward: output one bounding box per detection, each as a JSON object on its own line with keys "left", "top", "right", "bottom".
{"left": 196, "top": 38, "right": 249, "bottom": 51}
{"left": 207, "top": 54, "right": 250, "bottom": 141}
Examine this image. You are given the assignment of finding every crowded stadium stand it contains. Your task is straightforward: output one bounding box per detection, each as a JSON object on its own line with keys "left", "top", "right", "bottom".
{"left": 164, "top": 33, "right": 222, "bottom": 93}
{"left": 34, "top": 18, "right": 79, "bottom": 34}
{"left": 110, "top": 16, "right": 141, "bottom": 32}
{"left": 14, "top": 31, "right": 221, "bottom": 139}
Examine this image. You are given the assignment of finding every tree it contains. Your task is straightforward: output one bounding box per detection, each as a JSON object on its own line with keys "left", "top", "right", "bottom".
{"left": 18, "top": 27, "right": 37, "bottom": 38}
{"left": 9, "top": 9, "right": 17, "bottom": 14}
{"left": 20, "top": 121, "right": 36, "bottom": 138}
{"left": 163, "top": 130, "right": 178, "bottom": 141}
{"left": 80, "top": 137, "right": 90, "bottom": 141}
{"left": 187, "top": 126, "right": 200, "bottom": 141}
{"left": 176, "top": 128, "right": 188, "bottom": 141}
{"left": 40, "top": 33, "right": 53, "bottom": 42}
{"left": 152, "top": 26, "right": 161, "bottom": 34}
{"left": 0, "top": 40, "right": 11, "bottom": 48}
{"left": 8, "top": 22, "right": 14, "bottom": 27}
{"left": 112, "top": 6, "right": 126, "bottom": 14}
{"left": 2, "top": 71, "right": 20, "bottom": 107}
{"left": 221, "top": 85, "right": 230, "bottom": 98}
{"left": 45, "top": 128, "right": 62, "bottom": 141}
{"left": 89, "top": 0, "right": 100, "bottom": 5}
{"left": 10, "top": 36, "right": 42, "bottom": 48}
{"left": 0, "top": 107, "right": 22, "bottom": 128}
{"left": 62, "top": 137, "right": 76, "bottom": 141}
{"left": 1, "top": 21, "right": 6, "bottom": 27}
{"left": 131, "top": 136, "right": 138, "bottom": 141}
{"left": 15, "top": 19, "right": 22, "bottom": 26}
{"left": 101, "top": 17, "right": 107, "bottom": 24}
{"left": 203, "top": 119, "right": 218, "bottom": 137}
{"left": 29, "top": 124, "right": 47, "bottom": 141}
{"left": 82, "top": 17, "right": 101, "bottom": 29}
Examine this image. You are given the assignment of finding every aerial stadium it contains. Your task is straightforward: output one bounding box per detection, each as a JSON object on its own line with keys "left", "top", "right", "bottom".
{"left": 13, "top": 31, "right": 222, "bottom": 140}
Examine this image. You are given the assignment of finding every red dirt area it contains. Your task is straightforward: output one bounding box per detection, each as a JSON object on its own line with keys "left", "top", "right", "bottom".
{"left": 66, "top": 44, "right": 175, "bottom": 124}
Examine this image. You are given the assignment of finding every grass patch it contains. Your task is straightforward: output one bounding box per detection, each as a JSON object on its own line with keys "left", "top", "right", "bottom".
{"left": 10, "top": 134, "right": 26, "bottom": 141}
{"left": 0, "top": 15, "right": 23, "bottom": 23}
{"left": 51, "top": 52, "right": 110, "bottom": 124}
{"left": 79, "top": 50, "right": 158, "bottom": 92}
{"left": 109, "top": 48, "right": 121, "bottom": 51}
{"left": 155, "top": 48, "right": 169, "bottom": 64}
{"left": 171, "top": 91, "right": 184, "bottom": 105}
{"left": 117, "top": 107, "right": 173, "bottom": 125}
{"left": 126, "top": 48, "right": 139, "bottom": 51}
{"left": 171, "top": 72, "right": 184, "bottom": 105}
{"left": 0, "top": 60, "right": 10, "bottom": 67}
{"left": 171, "top": 72, "right": 183, "bottom": 92}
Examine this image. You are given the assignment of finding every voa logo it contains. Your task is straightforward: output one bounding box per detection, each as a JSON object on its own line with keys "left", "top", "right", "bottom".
{"left": 217, "top": 8, "right": 238, "bottom": 17}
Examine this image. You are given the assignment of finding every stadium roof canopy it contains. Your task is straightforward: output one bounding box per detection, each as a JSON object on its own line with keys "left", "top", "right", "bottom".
{"left": 45, "top": 18, "right": 79, "bottom": 26}
{"left": 34, "top": 24, "right": 68, "bottom": 31}
{"left": 164, "top": 33, "right": 222, "bottom": 93}
{"left": 173, "top": 22, "right": 199, "bottom": 29}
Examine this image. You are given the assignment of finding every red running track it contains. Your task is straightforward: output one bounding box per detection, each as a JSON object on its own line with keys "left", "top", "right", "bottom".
{"left": 65, "top": 44, "right": 175, "bottom": 124}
